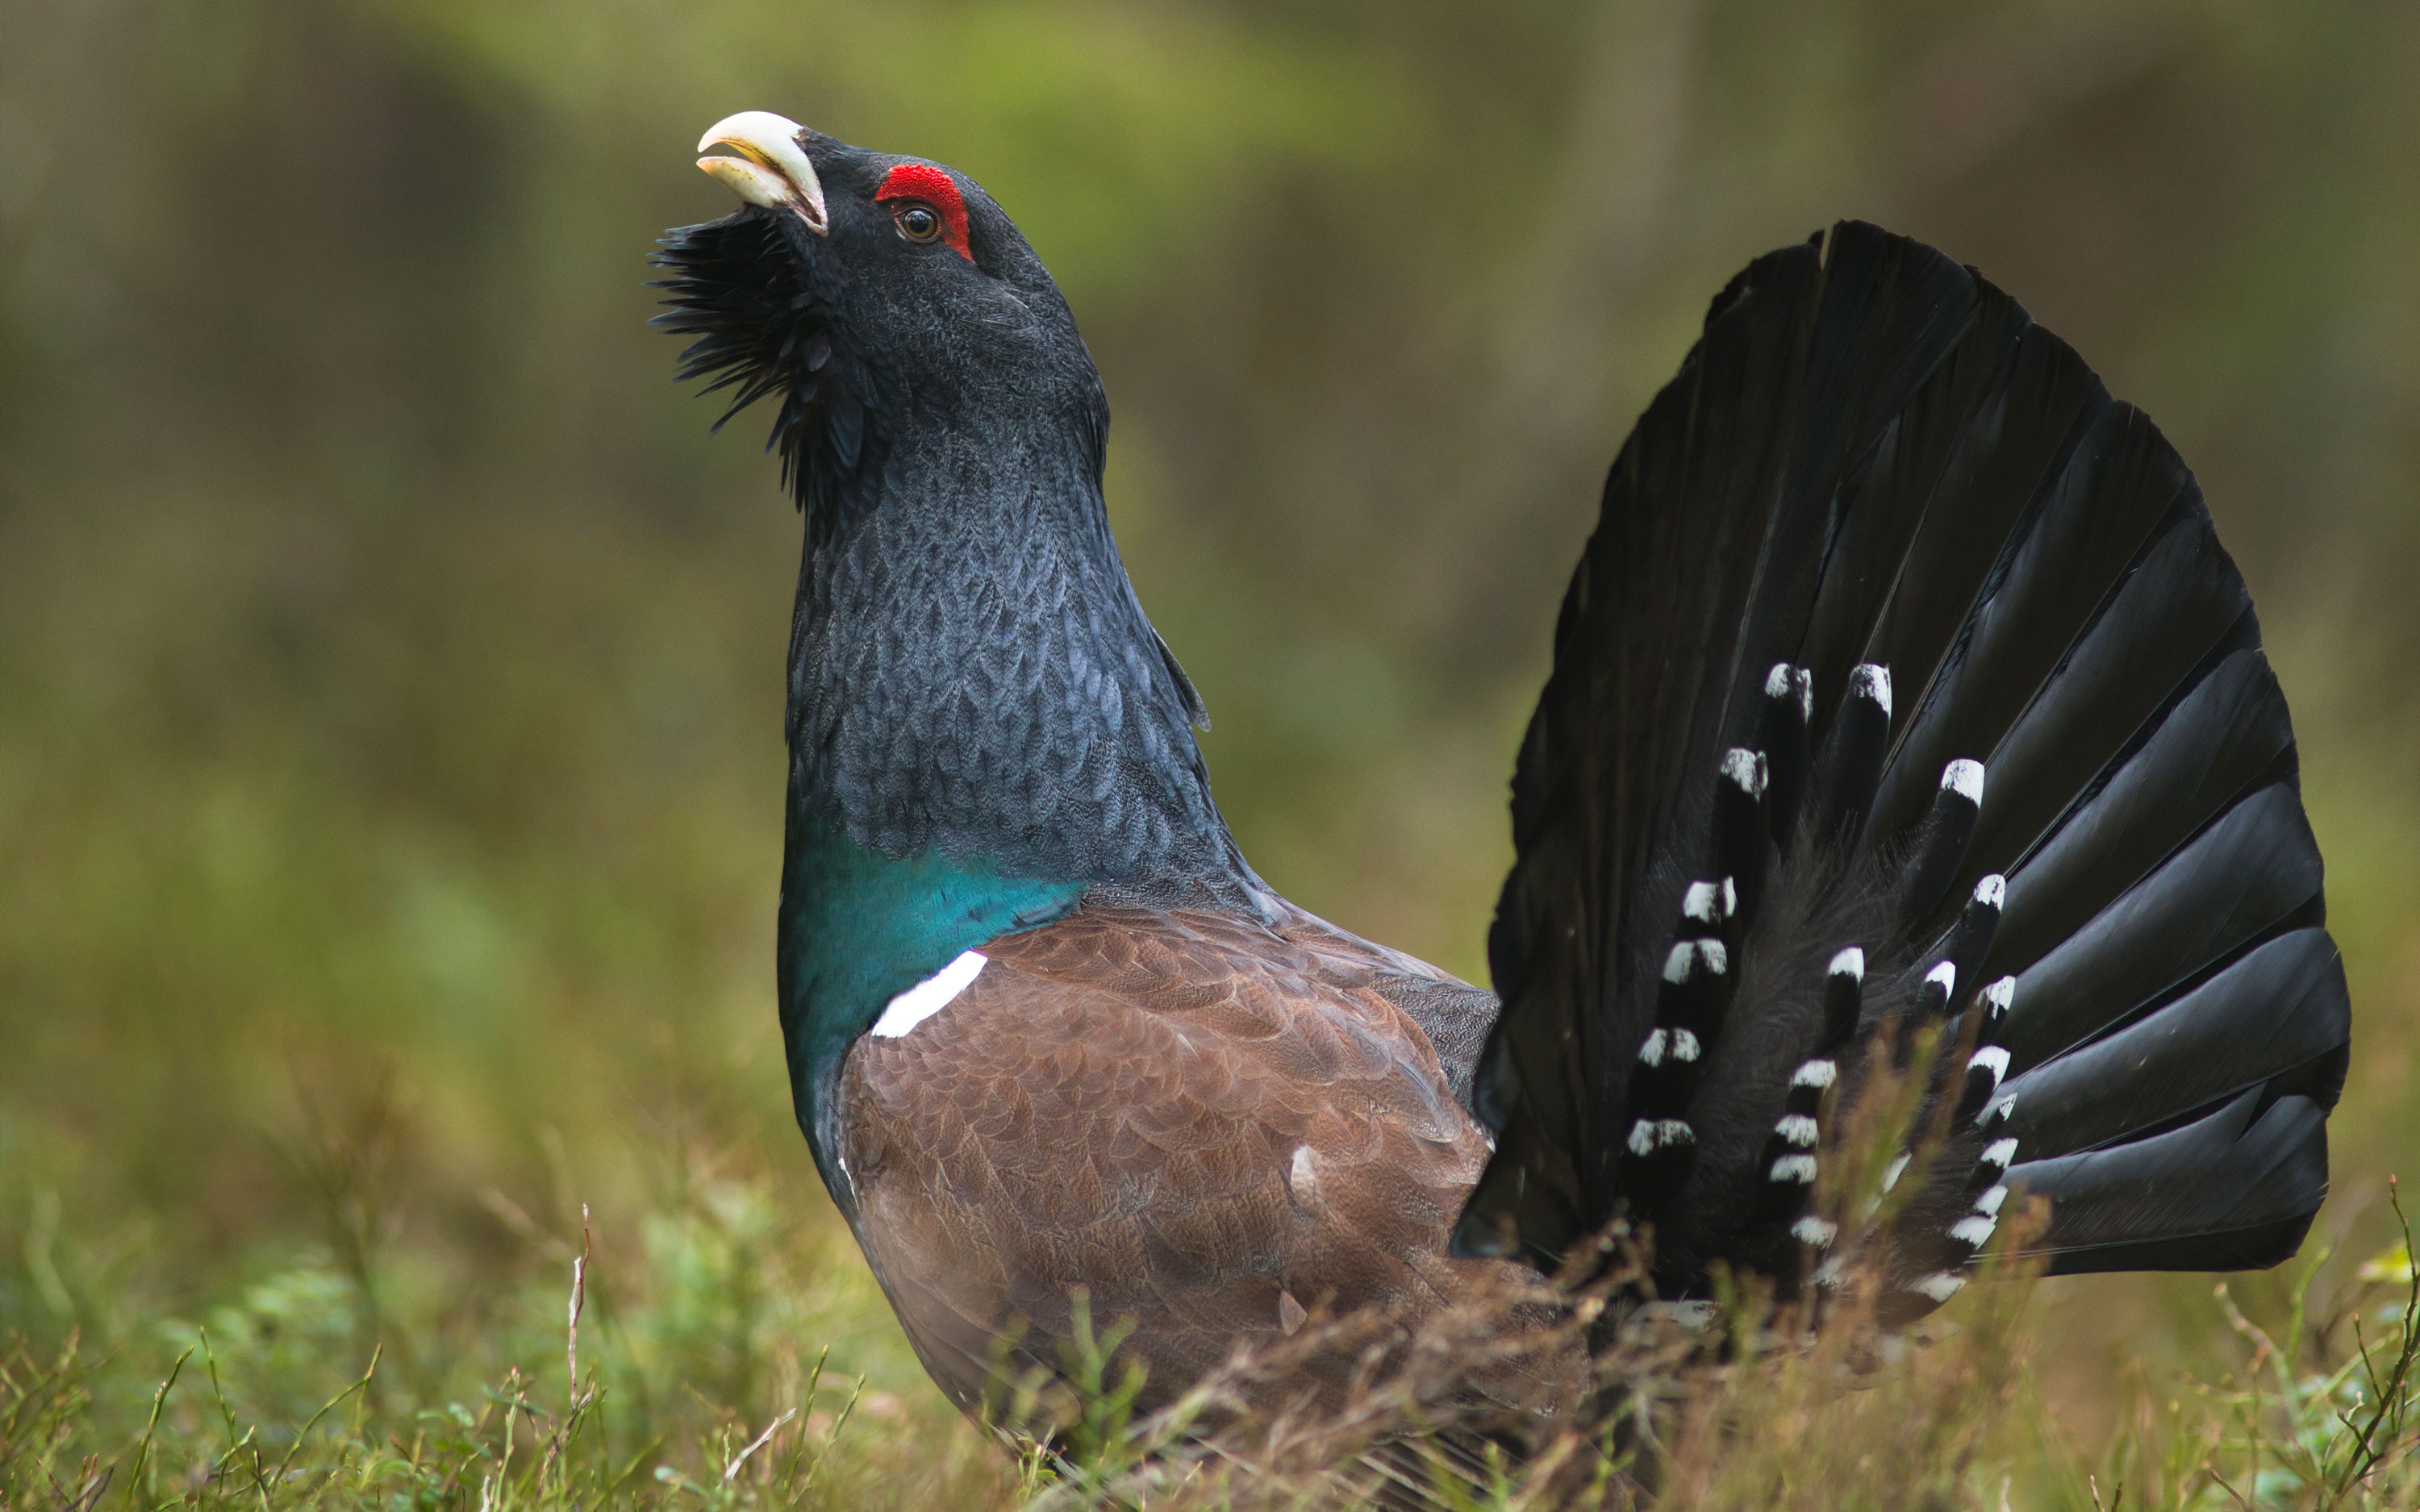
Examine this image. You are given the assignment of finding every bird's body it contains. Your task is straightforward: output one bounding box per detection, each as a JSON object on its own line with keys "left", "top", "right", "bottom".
{"left": 656, "top": 112, "right": 2347, "bottom": 1435}
{"left": 837, "top": 905, "right": 1501, "bottom": 1414}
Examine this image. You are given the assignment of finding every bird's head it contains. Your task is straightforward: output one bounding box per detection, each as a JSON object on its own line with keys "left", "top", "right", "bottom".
{"left": 653, "top": 111, "right": 1104, "bottom": 526}
{"left": 651, "top": 110, "right": 1237, "bottom": 906}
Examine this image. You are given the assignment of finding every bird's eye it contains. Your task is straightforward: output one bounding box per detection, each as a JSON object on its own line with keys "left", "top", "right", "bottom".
{"left": 894, "top": 203, "right": 941, "bottom": 243}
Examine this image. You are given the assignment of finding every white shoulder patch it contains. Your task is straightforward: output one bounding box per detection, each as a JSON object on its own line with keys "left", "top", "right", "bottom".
{"left": 870, "top": 950, "right": 988, "bottom": 1039}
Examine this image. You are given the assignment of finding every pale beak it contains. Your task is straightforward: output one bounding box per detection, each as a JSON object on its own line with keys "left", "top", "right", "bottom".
{"left": 696, "top": 110, "right": 829, "bottom": 235}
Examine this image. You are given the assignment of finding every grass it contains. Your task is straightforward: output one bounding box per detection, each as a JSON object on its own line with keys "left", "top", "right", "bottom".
{"left": 2, "top": 1059, "right": 2413, "bottom": 1510}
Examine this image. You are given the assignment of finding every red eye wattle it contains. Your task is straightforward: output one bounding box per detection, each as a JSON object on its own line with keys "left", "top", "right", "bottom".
{"left": 874, "top": 164, "right": 972, "bottom": 261}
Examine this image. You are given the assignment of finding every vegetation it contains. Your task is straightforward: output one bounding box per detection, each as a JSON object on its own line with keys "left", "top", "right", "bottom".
{"left": 5, "top": 0, "right": 2420, "bottom": 1505}
{"left": 0, "top": 1109, "right": 2412, "bottom": 1507}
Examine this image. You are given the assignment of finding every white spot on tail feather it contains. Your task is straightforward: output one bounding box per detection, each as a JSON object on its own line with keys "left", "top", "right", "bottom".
{"left": 1967, "top": 1046, "right": 2011, "bottom": 1085}
{"left": 1721, "top": 747, "right": 1767, "bottom": 796}
{"left": 1980, "top": 1139, "right": 2018, "bottom": 1168}
{"left": 1913, "top": 1272, "right": 1967, "bottom": 1302}
{"left": 1664, "top": 939, "right": 1726, "bottom": 981}
{"left": 1796, "top": 667, "right": 1814, "bottom": 720}
{"left": 1792, "top": 1216, "right": 1838, "bottom": 1248}
{"left": 1765, "top": 662, "right": 1795, "bottom": 699}
{"left": 1981, "top": 977, "right": 2016, "bottom": 1013}
{"left": 1828, "top": 947, "right": 1865, "bottom": 981}
{"left": 1628, "top": 1118, "right": 1695, "bottom": 1156}
{"left": 1770, "top": 1154, "right": 1819, "bottom": 1183}
{"left": 1683, "top": 880, "right": 1723, "bottom": 923}
{"left": 1669, "top": 1027, "right": 1701, "bottom": 1062}
{"left": 1926, "top": 960, "right": 1958, "bottom": 995}
{"left": 1849, "top": 663, "right": 1892, "bottom": 719}
{"left": 1638, "top": 1028, "right": 1667, "bottom": 1067}
{"left": 1950, "top": 1214, "right": 1999, "bottom": 1248}
{"left": 1775, "top": 1114, "right": 1819, "bottom": 1146}
{"left": 1941, "top": 758, "right": 1985, "bottom": 803}
{"left": 1792, "top": 1058, "right": 1838, "bottom": 1089}
{"left": 870, "top": 950, "right": 987, "bottom": 1038}
{"left": 1663, "top": 942, "right": 1696, "bottom": 983}
{"left": 1974, "top": 1184, "right": 2009, "bottom": 1217}
{"left": 1973, "top": 873, "right": 2005, "bottom": 910}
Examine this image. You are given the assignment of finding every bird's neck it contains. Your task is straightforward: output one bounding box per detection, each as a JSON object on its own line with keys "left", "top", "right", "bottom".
{"left": 774, "top": 421, "right": 1252, "bottom": 1198}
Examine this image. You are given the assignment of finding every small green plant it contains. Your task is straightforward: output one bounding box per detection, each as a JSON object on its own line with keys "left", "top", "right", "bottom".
{"left": 2187, "top": 1182, "right": 2420, "bottom": 1510}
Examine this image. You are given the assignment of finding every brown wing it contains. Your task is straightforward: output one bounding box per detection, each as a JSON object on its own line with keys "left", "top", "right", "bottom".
{"left": 836, "top": 906, "right": 1512, "bottom": 1418}
{"left": 1268, "top": 904, "right": 1501, "bottom": 1110}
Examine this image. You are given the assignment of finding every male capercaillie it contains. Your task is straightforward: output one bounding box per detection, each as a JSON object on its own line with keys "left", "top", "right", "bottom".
{"left": 653, "top": 110, "right": 2346, "bottom": 1436}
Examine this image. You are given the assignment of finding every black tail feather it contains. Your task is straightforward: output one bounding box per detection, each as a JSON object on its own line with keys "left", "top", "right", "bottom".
{"left": 1811, "top": 665, "right": 1892, "bottom": 851}
{"left": 1992, "top": 648, "right": 2297, "bottom": 970}
{"left": 2001, "top": 782, "right": 2323, "bottom": 1070}
{"left": 2012, "top": 1090, "right": 2330, "bottom": 1272}
{"left": 1453, "top": 222, "right": 2345, "bottom": 1317}
{"left": 2001, "top": 928, "right": 2348, "bottom": 1158}
{"left": 1761, "top": 664, "right": 1815, "bottom": 847}
{"left": 1898, "top": 760, "right": 1984, "bottom": 925}
{"left": 1927, "top": 873, "right": 2003, "bottom": 1003}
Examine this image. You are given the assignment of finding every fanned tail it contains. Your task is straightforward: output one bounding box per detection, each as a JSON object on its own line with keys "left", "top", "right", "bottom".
{"left": 1454, "top": 223, "right": 2347, "bottom": 1318}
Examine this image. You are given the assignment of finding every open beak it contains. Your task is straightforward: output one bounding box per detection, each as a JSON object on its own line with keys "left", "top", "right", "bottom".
{"left": 697, "top": 111, "right": 829, "bottom": 235}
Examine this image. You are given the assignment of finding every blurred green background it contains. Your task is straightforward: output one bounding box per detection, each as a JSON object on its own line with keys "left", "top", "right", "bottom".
{"left": 2, "top": 0, "right": 2416, "bottom": 1470}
